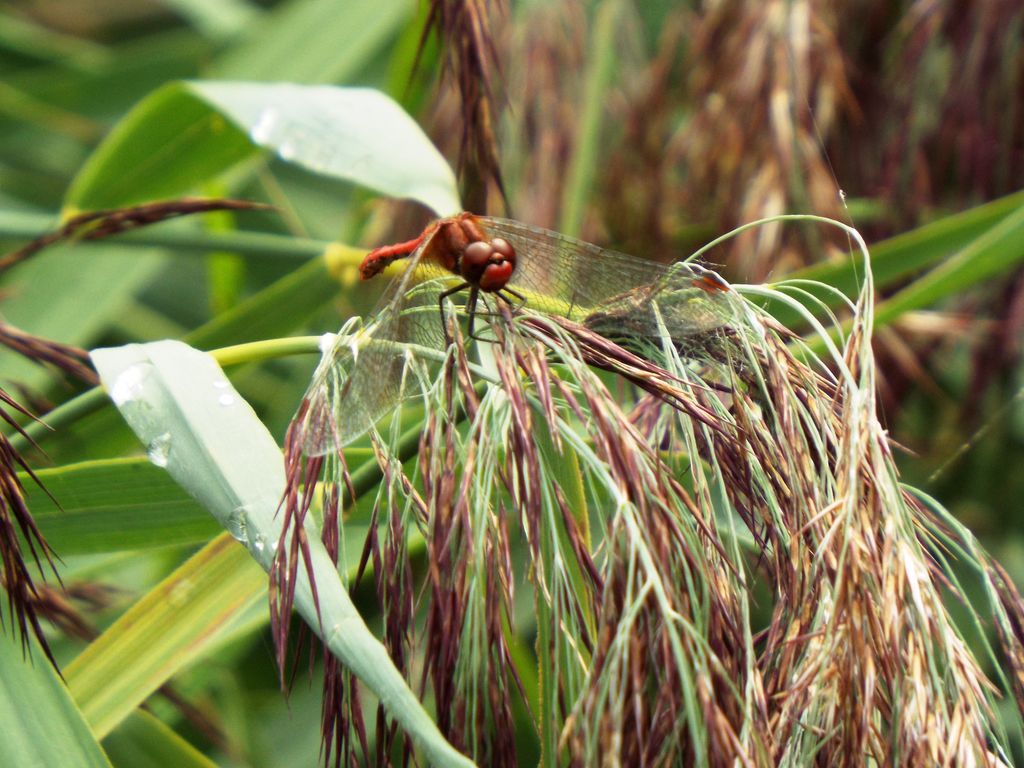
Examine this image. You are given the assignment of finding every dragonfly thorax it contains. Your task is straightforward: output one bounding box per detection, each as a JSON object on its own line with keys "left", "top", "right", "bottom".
{"left": 359, "top": 212, "right": 518, "bottom": 293}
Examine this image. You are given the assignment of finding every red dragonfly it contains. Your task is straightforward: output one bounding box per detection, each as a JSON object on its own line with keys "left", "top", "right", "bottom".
{"left": 298, "top": 213, "right": 738, "bottom": 455}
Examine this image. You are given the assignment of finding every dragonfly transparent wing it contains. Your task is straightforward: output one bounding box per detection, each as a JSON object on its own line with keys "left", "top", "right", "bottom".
{"left": 479, "top": 217, "right": 740, "bottom": 347}
{"left": 298, "top": 235, "right": 460, "bottom": 457}
{"left": 298, "top": 216, "right": 744, "bottom": 456}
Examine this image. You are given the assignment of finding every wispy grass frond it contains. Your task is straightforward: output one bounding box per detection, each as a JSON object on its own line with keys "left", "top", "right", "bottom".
{"left": 0, "top": 323, "right": 96, "bottom": 386}
{"left": 0, "top": 387, "right": 61, "bottom": 668}
{"left": 0, "top": 198, "right": 272, "bottom": 274}
{"left": 282, "top": 218, "right": 1024, "bottom": 765}
{"left": 0, "top": 319, "right": 101, "bottom": 669}
{"left": 422, "top": 0, "right": 508, "bottom": 208}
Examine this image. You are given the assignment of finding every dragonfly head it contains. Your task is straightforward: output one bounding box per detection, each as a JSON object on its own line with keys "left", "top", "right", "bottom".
{"left": 460, "top": 237, "right": 516, "bottom": 292}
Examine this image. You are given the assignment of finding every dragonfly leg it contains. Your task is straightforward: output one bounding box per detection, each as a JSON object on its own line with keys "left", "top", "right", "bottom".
{"left": 438, "top": 281, "right": 469, "bottom": 347}
{"left": 498, "top": 287, "right": 527, "bottom": 312}
{"left": 463, "top": 287, "right": 526, "bottom": 343}
{"left": 464, "top": 285, "right": 482, "bottom": 341}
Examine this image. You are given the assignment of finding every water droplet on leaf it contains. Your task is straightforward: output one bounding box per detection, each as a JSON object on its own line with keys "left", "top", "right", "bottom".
{"left": 226, "top": 506, "right": 250, "bottom": 544}
{"left": 147, "top": 432, "right": 172, "bottom": 467}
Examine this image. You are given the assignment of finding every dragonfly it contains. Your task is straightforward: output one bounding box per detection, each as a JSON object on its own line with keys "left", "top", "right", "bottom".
{"left": 298, "top": 213, "right": 740, "bottom": 456}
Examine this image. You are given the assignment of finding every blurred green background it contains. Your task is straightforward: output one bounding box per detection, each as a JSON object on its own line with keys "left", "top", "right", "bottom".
{"left": 2, "top": 0, "right": 1023, "bottom": 765}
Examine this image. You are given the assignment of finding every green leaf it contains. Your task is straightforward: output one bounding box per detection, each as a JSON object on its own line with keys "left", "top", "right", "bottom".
{"left": 183, "top": 241, "right": 359, "bottom": 350}
{"left": 64, "top": 83, "right": 256, "bottom": 212}
{"left": 0, "top": 625, "right": 111, "bottom": 768}
{"left": 90, "top": 340, "right": 475, "bottom": 767}
{"left": 65, "top": 535, "right": 265, "bottom": 739}
{"left": 6, "top": 31, "right": 208, "bottom": 123}
{"left": 0, "top": 11, "right": 110, "bottom": 70}
{"left": 213, "top": 0, "right": 414, "bottom": 84}
{"left": 65, "top": 81, "right": 460, "bottom": 216}
{"left": 769, "top": 190, "right": 1024, "bottom": 329}
{"left": 875, "top": 199, "right": 1024, "bottom": 326}
{"left": 0, "top": 243, "right": 167, "bottom": 394}
{"left": 23, "top": 458, "right": 218, "bottom": 555}
{"left": 190, "top": 81, "right": 460, "bottom": 215}
{"left": 161, "top": 0, "right": 259, "bottom": 41}
{"left": 102, "top": 711, "right": 216, "bottom": 768}
{"left": 789, "top": 190, "right": 1024, "bottom": 298}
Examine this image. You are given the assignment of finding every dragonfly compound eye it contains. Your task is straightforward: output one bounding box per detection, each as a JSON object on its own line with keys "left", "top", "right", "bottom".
{"left": 462, "top": 240, "right": 493, "bottom": 269}
{"left": 458, "top": 238, "right": 516, "bottom": 292}
{"left": 478, "top": 260, "right": 514, "bottom": 292}
{"left": 490, "top": 237, "right": 515, "bottom": 262}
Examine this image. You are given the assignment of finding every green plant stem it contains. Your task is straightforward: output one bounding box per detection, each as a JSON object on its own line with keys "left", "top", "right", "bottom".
{"left": 13, "top": 386, "right": 109, "bottom": 454}
{"left": 558, "top": 0, "right": 622, "bottom": 238}
{"left": 212, "top": 335, "right": 322, "bottom": 366}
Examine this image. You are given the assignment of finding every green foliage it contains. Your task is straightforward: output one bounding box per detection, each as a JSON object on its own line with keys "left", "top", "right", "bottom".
{"left": 1, "top": 1, "right": 1023, "bottom": 766}
{"left": 0, "top": 620, "right": 112, "bottom": 768}
{"left": 67, "top": 81, "right": 460, "bottom": 215}
{"left": 24, "top": 459, "right": 219, "bottom": 554}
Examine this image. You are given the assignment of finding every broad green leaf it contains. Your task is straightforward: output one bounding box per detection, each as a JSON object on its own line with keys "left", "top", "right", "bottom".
{"left": 0, "top": 624, "right": 111, "bottom": 768}
{"left": 0, "top": 243, "right": 167, "bottom": 394}
{"left": 213, "top": 0, "right": 414, "bottom": 84}
{"left": 66, "top": 81, "right": 460, "bottom": 216}
{"left": 190, "top": 81, "right": 461, "bottom": 216}
{"left": 0, "top": 11, "right": 110, "bottom": 70}
{"left": 57, "top": 503, "right": 370, "bottom": 753}
{"left": 7, "top": 31, "right": 208, "bottom": 122}
{"left": 103, "top": 711, "right": 216, "bottom": 768}
{"left": 23, "top": 459, "right": 218, "bottom": 555}
{"left": 184, "top": 243, "right": 362, "bottom": 349}
{"left": 789, "top": 190, "right": 1024, "bottom": 299}
{"left": 770, "top": 190, "right": 1024, "bottom": 329}
{"left": 63, "top": 83, "right": 256, "bottom": 212}
{"left": 90, "top": 340, "right": 475, "bottom": 767}
{"left": 161, "top": 0, "right": 259, "bottom": 41}
{"left": 875, "top": 200, "right": 1024, "bottom": 326}
{"left": 66, "top": 535, "right": 265, "bottom": 739}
